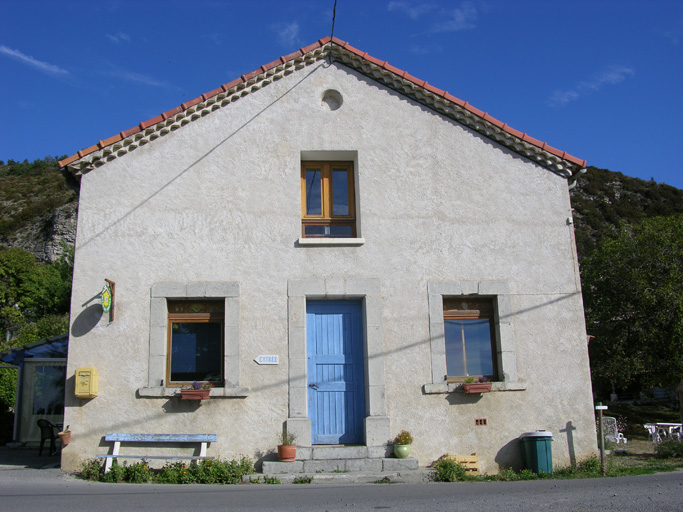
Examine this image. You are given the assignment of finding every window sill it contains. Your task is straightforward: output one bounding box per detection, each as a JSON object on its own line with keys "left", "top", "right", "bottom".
{"left": 137, "top": 386, "right": 249, "bottom": 398}
{"left": 423, "top": 381, "right": 527, "bottom": 395}
{"left": 297, "top": 237, "right": 365, "bottom": 246}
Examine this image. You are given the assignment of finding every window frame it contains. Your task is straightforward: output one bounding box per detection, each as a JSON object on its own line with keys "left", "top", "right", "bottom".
{"left": 300, "top": 161, "right": 356, "bottom": 238}
{"left": 443, "top": 298, "right": 499, "bottom": 383}
{"left": 426, "top": 281, "right": 523, "bottom": 393}
{"left": 139, "top": 282, "right": 246, "bottom": 398}
{"left": 166, "top": 300, "right": 225, "bottom": 387}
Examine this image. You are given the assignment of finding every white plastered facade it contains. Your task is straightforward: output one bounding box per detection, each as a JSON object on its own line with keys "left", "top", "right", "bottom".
{"left": 63, "top": 58, "right": 596, "bottom": 474}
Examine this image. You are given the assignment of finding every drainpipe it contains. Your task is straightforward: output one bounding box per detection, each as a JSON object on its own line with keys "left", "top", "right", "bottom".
{"left": 13, "top": 352, "right": 25, "bottom": 442}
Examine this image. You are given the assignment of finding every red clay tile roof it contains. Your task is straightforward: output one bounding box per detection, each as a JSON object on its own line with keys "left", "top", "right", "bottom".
{"left": 59, "top": 37, "right": 586, "bottom": 175}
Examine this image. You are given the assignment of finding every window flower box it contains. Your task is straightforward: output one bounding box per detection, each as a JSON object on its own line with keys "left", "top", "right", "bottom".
{"left": 463, "top": 382, "right": 492, "bottom": 394}
{"left": 180, "top": 389, "right": 211, "bottom": 400}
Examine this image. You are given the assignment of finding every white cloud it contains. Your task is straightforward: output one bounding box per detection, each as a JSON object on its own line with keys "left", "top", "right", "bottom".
{"left": 0, "top": 45, "right": 70, "bottom": 77}
{"left": 431, "top": 1, "right": 477, "bottom": 33}
{"left": 203, "top": 33, "right": 223, "bottom": 46}
{"left": 548, "top": 65, "right": 635, "bottom": 107}
{"left": 388, "top": 1, "right": 435, "bottom": 21}
{"left": 272, "top": 22, "right": 300, "bottom": 48}
{"left": 106, "top": 32, "right": 131, "bottom": 44}
{"left": 410, "top": 44, "right": 443, "bottom": 54}
{"left": 102, "top": 63, "right": 173, "bottom": 89}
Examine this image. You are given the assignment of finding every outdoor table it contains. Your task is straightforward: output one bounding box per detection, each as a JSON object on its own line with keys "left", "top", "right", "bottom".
{"left": 655, "top": 423, "right": 682, "bottom": 441}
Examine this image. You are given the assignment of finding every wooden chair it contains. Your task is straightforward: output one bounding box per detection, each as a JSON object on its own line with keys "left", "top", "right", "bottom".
{"left": 37, "top": 419, "right": 59, "bottom": 456}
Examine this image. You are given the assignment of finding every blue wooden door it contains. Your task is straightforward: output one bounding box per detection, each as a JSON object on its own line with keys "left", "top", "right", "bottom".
{"left": 307, "top": 301, "right": 365, "bottom": 444}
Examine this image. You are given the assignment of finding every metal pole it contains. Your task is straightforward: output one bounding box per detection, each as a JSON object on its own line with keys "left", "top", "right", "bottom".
{"left": 596, "top": 402, "right": 608, "bottom": 476}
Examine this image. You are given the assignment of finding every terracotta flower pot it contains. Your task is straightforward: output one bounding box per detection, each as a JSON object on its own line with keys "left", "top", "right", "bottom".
{"left": 463, "top": 382, "right": 492, "bottom": 394}
{"left": 180, "top": 389, "right": 211, "bottom": 400}
{"left": 277, "top": 444, "right": 296, "bottom": 462}
{"left": 58, "top": 430, "right": 71, "bottom": 447}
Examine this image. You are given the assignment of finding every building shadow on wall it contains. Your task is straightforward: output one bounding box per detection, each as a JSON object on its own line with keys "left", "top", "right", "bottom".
{"left": 495, "top": 437, "right": 524, "bottom": 472}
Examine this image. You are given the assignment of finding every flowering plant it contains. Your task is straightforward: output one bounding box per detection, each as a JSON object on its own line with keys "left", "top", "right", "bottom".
{"left": 394, "top": 430, "right": 414, "bottom": 445}
{"left": 191, "top": 381, "right": 213, "bottom": 390}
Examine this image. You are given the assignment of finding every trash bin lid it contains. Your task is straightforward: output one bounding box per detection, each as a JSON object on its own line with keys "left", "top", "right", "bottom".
{"left": 520, "top": 430, "right": 553, "bottom": 438}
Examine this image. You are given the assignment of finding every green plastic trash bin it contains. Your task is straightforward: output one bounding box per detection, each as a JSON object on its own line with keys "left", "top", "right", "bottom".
{"left": 520, "top": 431, "right": 553, "bottom": 474}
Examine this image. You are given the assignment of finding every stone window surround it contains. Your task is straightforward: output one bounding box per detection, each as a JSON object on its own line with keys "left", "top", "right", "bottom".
{"left": 285, "top": 278, "right": 390, "bottom": 457}
{"left": 424, "top": 280, "right": 526, "bottom": 394}
{"left": 138, "top": 282, "right": 248, "bottom": 398}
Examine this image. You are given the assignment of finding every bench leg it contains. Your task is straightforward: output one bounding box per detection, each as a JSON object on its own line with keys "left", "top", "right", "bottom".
{"left": 104, "top": 441, "right": 121, "bottom": 473}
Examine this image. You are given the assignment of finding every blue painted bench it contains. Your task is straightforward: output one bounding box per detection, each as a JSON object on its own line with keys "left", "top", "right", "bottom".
{"left": 97, "top": 433, "right": 217, "bottom": 473}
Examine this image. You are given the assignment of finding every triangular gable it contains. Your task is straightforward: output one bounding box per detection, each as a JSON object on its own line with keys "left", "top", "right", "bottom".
{"left": 59, "top": 37, "right": 586, "bottom": 180}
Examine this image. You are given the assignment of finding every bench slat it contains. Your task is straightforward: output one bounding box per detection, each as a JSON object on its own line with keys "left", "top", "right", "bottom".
{"left": 104, "top": 433, "right": 217, "bottom": 443}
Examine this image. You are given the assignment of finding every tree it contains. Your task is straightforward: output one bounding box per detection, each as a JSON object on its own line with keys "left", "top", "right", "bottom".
{"left": 582, "top": 214, "right": 683, "bottom": 395}
{"left": 0, "top": 247, "right": 72, "bottom": 349}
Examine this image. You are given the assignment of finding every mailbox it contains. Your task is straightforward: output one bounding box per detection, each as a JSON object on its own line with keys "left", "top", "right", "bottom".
{"left": 75, "top": 367, "right": 98, "bottom": 398}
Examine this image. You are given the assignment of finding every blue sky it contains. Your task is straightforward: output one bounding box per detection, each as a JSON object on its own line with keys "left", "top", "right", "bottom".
{"left": 1, "top": 0, "right": 682, "bottom": 188}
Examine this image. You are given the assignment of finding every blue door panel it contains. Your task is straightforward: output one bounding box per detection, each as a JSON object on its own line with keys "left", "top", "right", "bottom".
{"left": 307, "top": 301, "right": 365, "bottom": 445}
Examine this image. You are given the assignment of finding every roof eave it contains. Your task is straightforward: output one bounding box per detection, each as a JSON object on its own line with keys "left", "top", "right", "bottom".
{"left": 60, "top": 37, "right": 586, "bottom": 178}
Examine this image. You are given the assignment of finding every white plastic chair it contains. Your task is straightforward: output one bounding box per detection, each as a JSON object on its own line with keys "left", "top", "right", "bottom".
{"left": 603, "top": 416, "right": 628, "bottom": 445}
{"left": 644, "top": 424, "right": 660, "bottom": 443}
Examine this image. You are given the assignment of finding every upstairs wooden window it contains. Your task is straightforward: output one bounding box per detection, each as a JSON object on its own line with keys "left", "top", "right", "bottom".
{"left": 443, "top": 298, "right": 498, "bottom": 383}
{"left": 301, "top": 161, "right": 356, "bottom": 238}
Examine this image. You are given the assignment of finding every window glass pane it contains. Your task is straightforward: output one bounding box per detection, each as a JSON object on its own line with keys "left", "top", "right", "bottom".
{"left": 332, "top": 169, "right": 349, "bottom": 216}
{"left": 445, "top": 319, "right": 494, "bottom": 377}
{"left": 305, "top": 169, "right": 322, "bottom": 215}
{"left": 170, "top": 322, "right": 222, "bottom": 383}
{"left": 304, "top": 225, "right": 326, "bottom": 236}
{"left": 463, "top": 319, "right": 494, "bottom": 376}
{"left": 444, "top": 320, "right": 466, "bottom": 377}
{"left": 329, "top": 225, "right": 353, "bottom": 237}
{"left": 33, "top": 365, "right": 66, "bottom": 415}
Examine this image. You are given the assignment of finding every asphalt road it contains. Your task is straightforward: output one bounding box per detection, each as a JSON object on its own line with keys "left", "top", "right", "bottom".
{"left": 1, "top": 469, "right": 682, "bottom": 511}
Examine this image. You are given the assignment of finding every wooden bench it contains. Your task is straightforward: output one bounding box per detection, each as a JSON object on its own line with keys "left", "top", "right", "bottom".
{"left": 97, "top": 433, "right": 217, "bottom": 473}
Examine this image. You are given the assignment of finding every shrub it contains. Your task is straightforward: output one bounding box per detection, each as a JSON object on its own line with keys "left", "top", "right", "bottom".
{"left": 80, "top": 459, "right": 105, "bottom": 481}
{"left": 123, "top": 461, "right": 153, "bottom": 483}
{"left": 432, "top": 457, "right": 467, "bottom": 482}
{"left": 192, "top": 457, "right": 254, "bottom": 484}
{"left": 553, "top": 456, "right": 602, "bottom": 478}
{"left": 154, "top": 461, "right": 199, "bottom": 484}
{"left": 655, "top": 440, "right": 683, "bottom": 459}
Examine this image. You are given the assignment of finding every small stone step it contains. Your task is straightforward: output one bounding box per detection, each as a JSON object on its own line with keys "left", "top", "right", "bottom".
{"left": 262, "top": 457, "right": 419, "bottom": 474}
{"left": 243, "top": 468, "right": 435, "bottom": 485}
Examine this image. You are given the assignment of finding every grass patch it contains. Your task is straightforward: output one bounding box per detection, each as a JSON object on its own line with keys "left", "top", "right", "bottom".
{"left": 432, "top": 454, "right": 683, "bottom": 483}
{"left": 293, "top": 475, "right": 314, "bottom": 484}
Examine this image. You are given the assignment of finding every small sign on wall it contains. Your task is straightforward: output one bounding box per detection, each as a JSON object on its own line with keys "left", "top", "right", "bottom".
{"left": 254, "top": 355, "right": 279, "bottom": 365}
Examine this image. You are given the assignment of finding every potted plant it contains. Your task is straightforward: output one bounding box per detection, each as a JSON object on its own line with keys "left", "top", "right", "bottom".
{"left": 58, "top": 425, "right": 71, "bottom": 447}
{"left": 180, "top": 381, "right": 213, "bottom": 400}
{"left": 463, "top": 376, "right": 492, "bottom": 394}
{"left": 393, "top": 429, "right": 414, "bottom": 459}
{"left": 277, "top": 430, "right": 297, "bottom": 462}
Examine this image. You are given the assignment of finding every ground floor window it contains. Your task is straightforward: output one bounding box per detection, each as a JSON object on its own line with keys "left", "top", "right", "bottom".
{"left": 167, "top": 300, "right": 224, "bottom": 386}
{"left": 444, "top": 298, "right": 497, "bottom": 382}
{"left": 427, "top": 281, "right": 519, "bottom": 387}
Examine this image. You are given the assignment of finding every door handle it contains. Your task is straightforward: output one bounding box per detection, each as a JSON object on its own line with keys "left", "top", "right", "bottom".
{"left": 309, "top": 384, "right": 319, "bottom": 390}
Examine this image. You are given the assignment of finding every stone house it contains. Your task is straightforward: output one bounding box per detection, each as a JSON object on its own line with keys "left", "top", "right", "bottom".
{"left": 59, "top": 37, "right": 596, "bottom": 474}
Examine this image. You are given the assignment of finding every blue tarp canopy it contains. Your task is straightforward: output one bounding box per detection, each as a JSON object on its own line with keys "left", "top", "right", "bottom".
{"left": 0, "top": 334, "right": 68, "bottom": 366}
